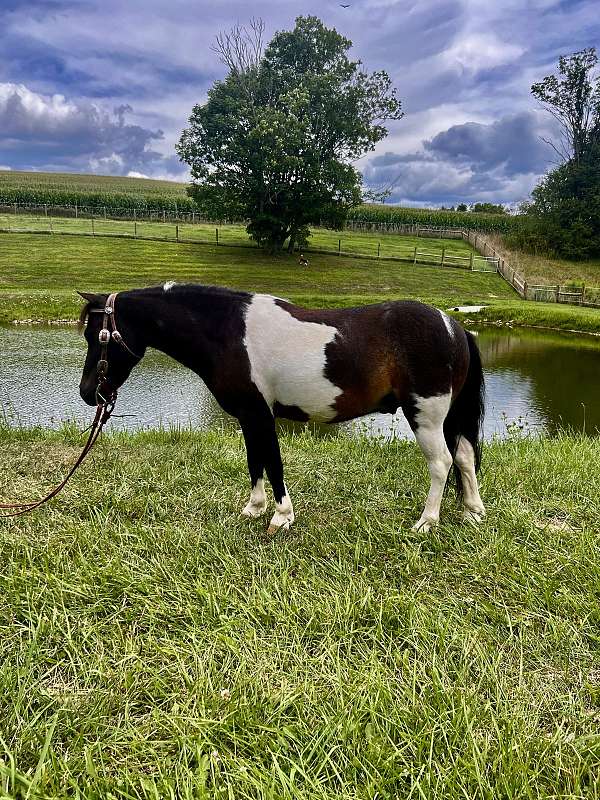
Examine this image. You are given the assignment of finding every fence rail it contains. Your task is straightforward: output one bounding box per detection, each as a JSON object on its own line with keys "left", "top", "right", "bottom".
{"left": 462, "top": 229, "right": 600, "bottom": 309}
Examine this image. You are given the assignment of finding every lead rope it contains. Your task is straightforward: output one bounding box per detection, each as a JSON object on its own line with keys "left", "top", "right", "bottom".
{"left": 0, "top": 292, "right": 136, "bottom": 519}
{"left": 0, "top": 399, "right": 115, "bottom": 518}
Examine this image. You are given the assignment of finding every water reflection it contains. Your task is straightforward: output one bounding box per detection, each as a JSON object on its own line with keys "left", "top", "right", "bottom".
{"left": 1, "top": 324, "right": 598, "bottom": 438}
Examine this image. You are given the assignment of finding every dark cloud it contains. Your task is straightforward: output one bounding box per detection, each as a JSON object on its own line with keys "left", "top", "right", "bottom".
{"left": 0, "top": 83, "right": 182, "bottom": 176}
{"left": 425, "top": 112, "right": 557, "bottom": 175}
{"left": 363, "top": 111, "right": 558, "bottom": 206}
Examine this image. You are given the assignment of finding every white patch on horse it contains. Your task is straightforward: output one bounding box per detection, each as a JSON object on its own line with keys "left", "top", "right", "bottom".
{"left": 438, "top": 309, "right": 455, "bottom": 339}
{"left": 163, "top": 281, "right": 176, "bottom": 292}
{"left": 410, "top": 392, "right": 453, "bottom": 532}
{"left": 244, "top": 295, "right": 342, "bottom": 421}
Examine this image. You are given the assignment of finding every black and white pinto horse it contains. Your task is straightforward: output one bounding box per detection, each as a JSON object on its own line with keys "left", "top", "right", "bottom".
{"left": 78, "top": 284, "right": 485, "bottom": 533}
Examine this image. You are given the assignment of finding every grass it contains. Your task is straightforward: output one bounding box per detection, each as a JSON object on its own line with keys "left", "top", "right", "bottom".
{"left": 0, "top": 211, "right": 478, "bottom": 262}
{"left": 488, "top": 235, "right": 600, "bottom": 288}
{"left": 2, "top": 230, "right": 600, "bottom": 334}
{"left": 1, "top": 426, "right": 599, "bottom": 798}
{"left": 0, "top": 231, "right": 510, "bottom": 322}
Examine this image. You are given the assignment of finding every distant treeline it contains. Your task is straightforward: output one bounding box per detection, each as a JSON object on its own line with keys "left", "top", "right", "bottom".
{"left": 0, "top": 172, "right": 519, "bottom": 233}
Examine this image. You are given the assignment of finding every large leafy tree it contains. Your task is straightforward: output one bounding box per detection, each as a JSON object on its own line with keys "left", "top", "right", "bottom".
{"left": 516, "top": 49, "right": 600, "bottom": 259}
{"left": 531, "top": 48, "right": 600, "bottom": 162}
{"left": 177, "top": 16, "right": 403, "bottom": 252}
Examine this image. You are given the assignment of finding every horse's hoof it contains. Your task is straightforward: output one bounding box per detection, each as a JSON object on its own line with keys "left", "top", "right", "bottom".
{"left": 411, "top": 517, "right": 436, "bottom": 533}
{"left": 241, "top": 501, "right": 267, "bottom": 518}
{"left": 462, "top": 508, "right": 485, "bottom": 525}
{"left": 267, "top": 512, "right": 294, "bottom": 535}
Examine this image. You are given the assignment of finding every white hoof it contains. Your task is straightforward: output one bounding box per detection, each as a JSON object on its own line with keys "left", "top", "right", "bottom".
{"left": 267, "top": 509, "right": 294, "bottom": 534}
{"left": 462, "top": 507, "right": 485, "bottom": 525}
{"left": 241, "top": 500, "right": 267, "bottom": 518}
{"left": 411, "top": 516, "right": 437, "bottom": 533}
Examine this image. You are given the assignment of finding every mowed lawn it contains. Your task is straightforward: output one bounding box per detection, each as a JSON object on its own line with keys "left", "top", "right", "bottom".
{"left": 0, "top": 212, "right": 477, "bottom": 261}
{"left": 0, "top": 232, "right": 510, "bottom": 323}
{"left": 1, "top": 428, "right": 600, "bottom": 798}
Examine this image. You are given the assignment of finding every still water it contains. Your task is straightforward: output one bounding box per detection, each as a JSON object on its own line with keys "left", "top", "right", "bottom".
{"left": 1, "top": 325, "right": 599, "bottom": 438}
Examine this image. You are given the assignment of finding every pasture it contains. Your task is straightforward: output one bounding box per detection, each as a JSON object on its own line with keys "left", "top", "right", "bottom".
{"left": 2, "top": 230, "right": 600, "bottom": 335}
{"left": 1, "top": 211, "right": 600, "bottom": 797}
{"left": 1, "top": 427, "right": 600, "bottom": 797}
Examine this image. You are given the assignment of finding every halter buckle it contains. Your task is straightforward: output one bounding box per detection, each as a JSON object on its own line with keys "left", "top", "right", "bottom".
{"left": 112, "top": 330, "right": 123, "bottom": 344}
{"left": 99, "top": 328, "right": 110, "bottom": 344}
{"left": 97, "top": 359, "right": 108, "bottom": 377}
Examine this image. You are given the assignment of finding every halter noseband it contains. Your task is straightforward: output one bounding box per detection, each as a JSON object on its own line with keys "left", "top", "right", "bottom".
{"left": 89, "top": 292, "right": 141, "bottom": 403}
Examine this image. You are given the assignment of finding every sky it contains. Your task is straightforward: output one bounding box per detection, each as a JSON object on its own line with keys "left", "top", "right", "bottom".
{"left": 0, "top": 0, "right": 598, "bottom": 207}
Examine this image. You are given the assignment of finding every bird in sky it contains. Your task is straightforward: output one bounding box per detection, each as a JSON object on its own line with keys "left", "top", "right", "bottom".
{"left": 340, "top": 3, "right": 351, "bottom": 7}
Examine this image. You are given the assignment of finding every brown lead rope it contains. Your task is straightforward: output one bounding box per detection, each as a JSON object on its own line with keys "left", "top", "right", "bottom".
{"left": 0, "top": 400, "right": 115, "bottom": 518}
{"left": 1, "top": 292, "right": 137, "bottom": 519}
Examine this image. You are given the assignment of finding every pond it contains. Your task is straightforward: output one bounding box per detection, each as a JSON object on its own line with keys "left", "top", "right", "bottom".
{"left": 1, "top": 324, "right": 599, "bottom": 439}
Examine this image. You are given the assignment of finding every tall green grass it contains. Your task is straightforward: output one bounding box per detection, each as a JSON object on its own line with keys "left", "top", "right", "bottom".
{"left": 1, "top": 427, "right": 599, "bottom": 798}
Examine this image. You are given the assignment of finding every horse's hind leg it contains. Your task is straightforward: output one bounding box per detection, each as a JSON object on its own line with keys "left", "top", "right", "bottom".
{"left": 454, "top": 437, "right": 485, "bottom": 523}
{"left": 404, "top": 394, "right": 453, "bottom": 532}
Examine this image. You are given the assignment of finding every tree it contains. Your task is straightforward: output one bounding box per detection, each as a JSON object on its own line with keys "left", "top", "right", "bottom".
{"left": 470, "top": 202, "right": 507, "bottom": 214}
{"left": 517, "top": 143, "right": 600, "bottom": 259}
{"left": 516, "top": 49, "right": 600, "bottom": 259}
{"left": 531, "top": 48, "right": 600, "bottom": 162}
{"left": 177, "top": 16, "right": 403, "bottom": 252}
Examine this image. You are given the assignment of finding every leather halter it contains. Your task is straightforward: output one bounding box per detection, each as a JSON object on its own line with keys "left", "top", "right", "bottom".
{"left": 91, "top": 292, "right": 141, "bottom": 404}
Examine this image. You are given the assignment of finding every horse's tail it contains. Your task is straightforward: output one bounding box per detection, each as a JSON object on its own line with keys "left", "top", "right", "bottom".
{"left": 443, "top": 330, "right": 485, "bottom": 497}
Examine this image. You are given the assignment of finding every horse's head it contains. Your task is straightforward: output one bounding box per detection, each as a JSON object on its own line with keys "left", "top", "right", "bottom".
{"left": 78, "top": 291, "right": 144, "bottom": 406}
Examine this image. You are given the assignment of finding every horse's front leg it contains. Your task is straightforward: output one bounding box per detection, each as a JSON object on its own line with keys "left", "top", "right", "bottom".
{"left": 240, "top": 421, "right": 268, "bottom": 518}
{"left": 239, "top": 410, "right": 294, "bottom": 533}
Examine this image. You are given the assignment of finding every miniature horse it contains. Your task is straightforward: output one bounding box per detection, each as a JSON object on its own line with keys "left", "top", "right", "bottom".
{"left": 78, "top": 284, "right": 485, "bottom": 533}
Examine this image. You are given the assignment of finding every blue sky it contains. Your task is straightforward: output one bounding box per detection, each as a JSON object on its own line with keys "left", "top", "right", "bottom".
{"left": 0, "top": 0, "right": 598, "bottom": 206}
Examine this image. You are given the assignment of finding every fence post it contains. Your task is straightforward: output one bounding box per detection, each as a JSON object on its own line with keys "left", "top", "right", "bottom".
{"left": 470, "top": 252, "right": 474, "bottom": 270}
{"left": 581, "top": 283, "right": 586, "bottom": 304}
{"left": 75, "top": 203, "right": 78, "bottom": 219}
{"left": 216, "top": 228, "right": 219, "bottom": 246}
{"left": 523, "top": 280, "right": 528, "bottom": 299}
{"left": 176, "top": 224, "right": 179, "bottom": 241}
{"left": 192, "top": 211, "right": 195, "bottom": 225}
{"left": 441, "top": 247, "right": 446, "bottom": 267}
{"left": 163, "top": 210, "right": 166, "bottom": 224}
{"left": 134, "top": 220, "right": 137, "bottom": 238}
{"left": 413, "top": 246, "right": 417, "bottom": 264}
{"left": 338, "top": 238, "right": 341, "bottom": 255}
{"left": 555, "top": 285, "right": 559, "bottom": 303}
{"left": 44, "top": 204, "right": 48, "bottom": 218}
{"left": 104, "top": 206, "right": 107, "bottom": 220}
{"left": 91, "top": 215, "right": 95, "bottom": 236}
{"left": 377, "top": 242, "right": 380, "bottom": 258}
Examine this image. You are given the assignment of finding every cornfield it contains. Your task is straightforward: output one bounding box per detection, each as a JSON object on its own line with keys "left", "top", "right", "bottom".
{"left": 348, "top": 204, "right": 520, "bottom": 233}
{"left": 0, "top": 170, "right": 194, "bottom": 212}
{"left": 0, "top": 172, "right": 522, "bottom": 232}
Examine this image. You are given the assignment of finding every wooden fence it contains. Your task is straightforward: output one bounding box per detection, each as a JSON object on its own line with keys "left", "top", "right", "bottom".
{"left": 462, "top": 229, "right": 600, "bottom": 309}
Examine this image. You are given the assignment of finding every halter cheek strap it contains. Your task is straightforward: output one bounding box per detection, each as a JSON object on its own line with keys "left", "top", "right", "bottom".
{"left": 91, "top": 292, "right": 141, "bottom": 402}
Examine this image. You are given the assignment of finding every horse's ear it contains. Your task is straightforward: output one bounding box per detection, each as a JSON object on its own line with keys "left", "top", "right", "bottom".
{"left": 77, "top": 291, "right": 103, "bottom": 304}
